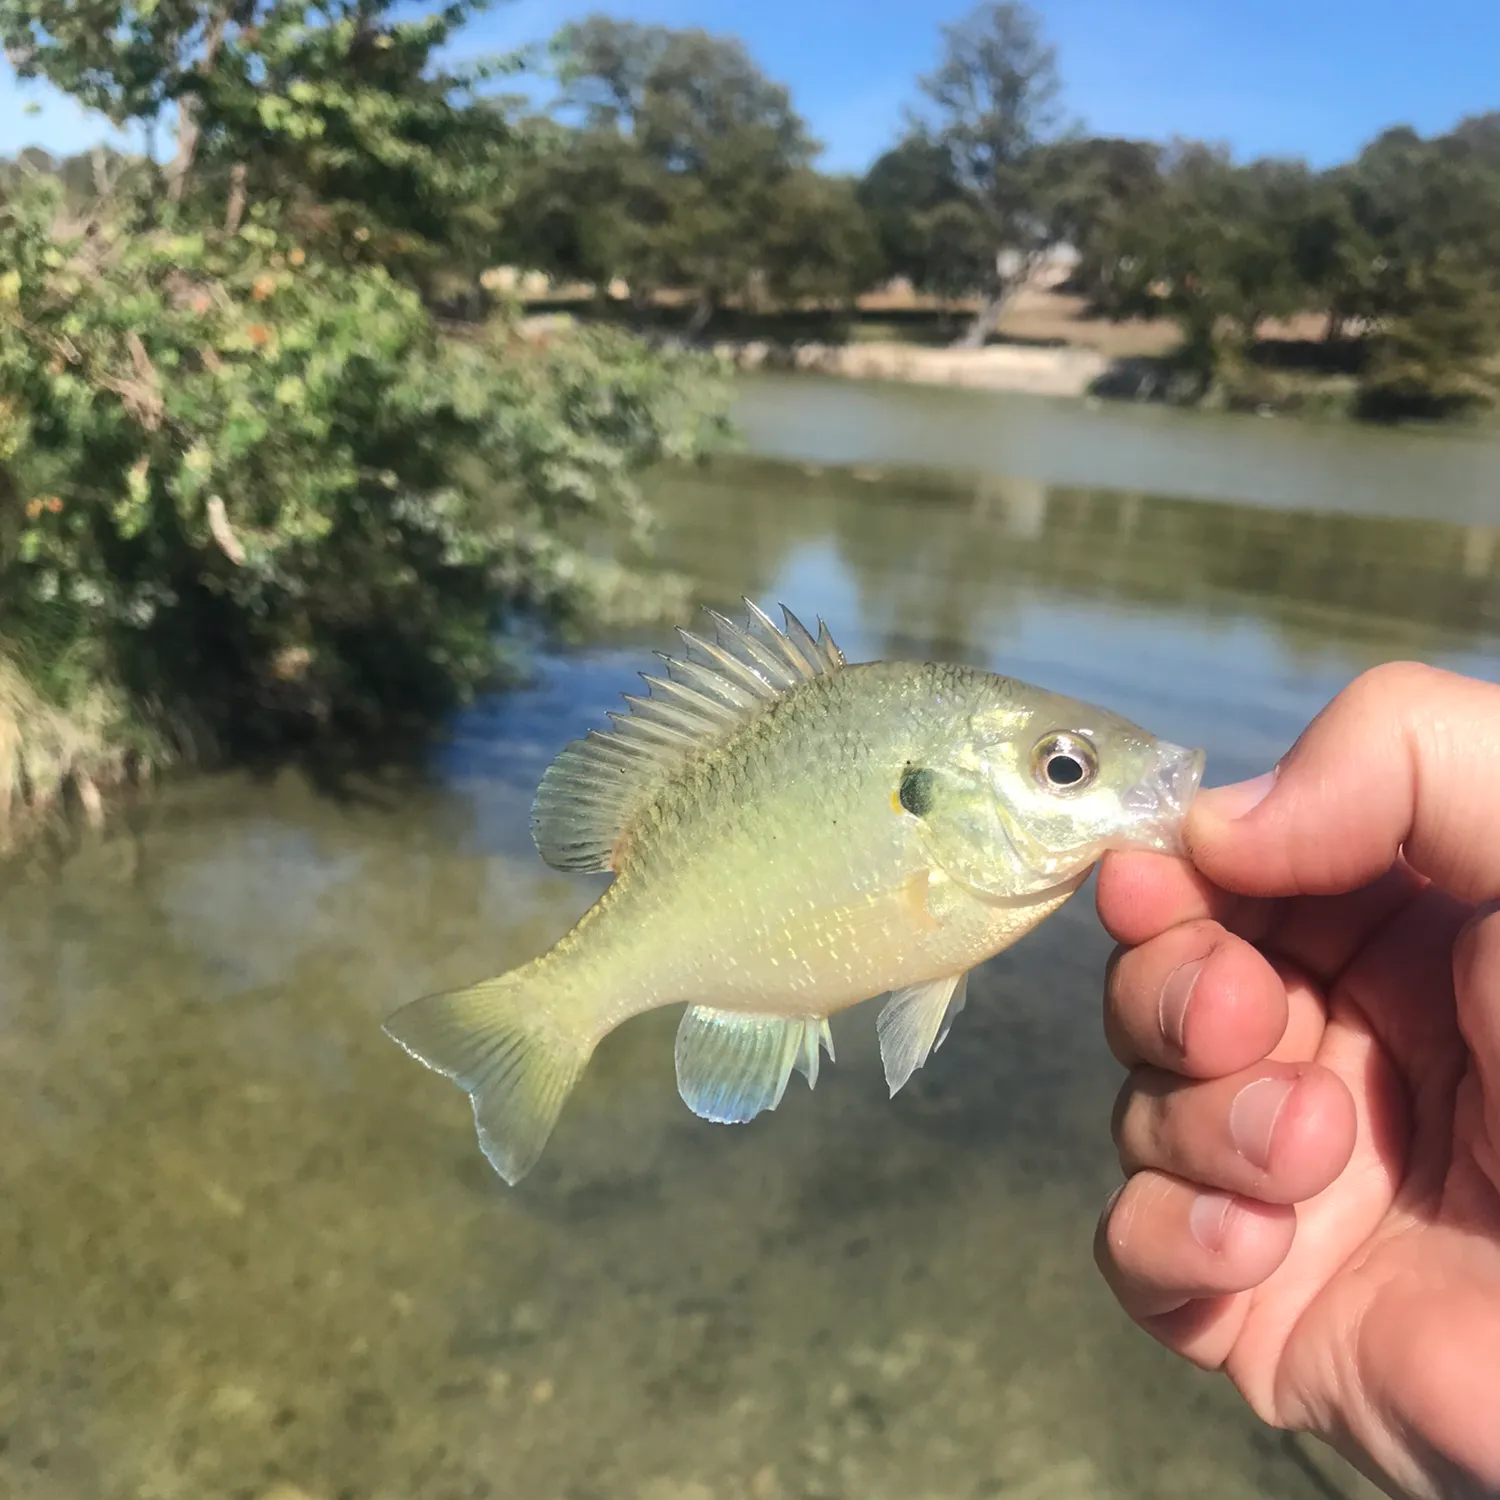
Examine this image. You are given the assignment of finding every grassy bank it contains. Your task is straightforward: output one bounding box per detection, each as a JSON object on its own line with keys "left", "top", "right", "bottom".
{"left": 0, "top": 651, "right": 166, "bottom": 852}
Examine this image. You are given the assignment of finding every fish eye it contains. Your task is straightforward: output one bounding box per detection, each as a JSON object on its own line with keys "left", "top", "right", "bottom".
{"left": 1031, "top": 732, "right": 1098, "bottom": 794}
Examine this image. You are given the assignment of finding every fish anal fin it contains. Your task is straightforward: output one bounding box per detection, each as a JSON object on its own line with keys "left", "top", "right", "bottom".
{"left": 530, "top": 603, "right": 847, "bottom": 874}
{"left": 675, "top": 1006, "right": 834, "bottom": 1124}
{"left": 877, "top": 972, "right": 970, "bottom": 1097}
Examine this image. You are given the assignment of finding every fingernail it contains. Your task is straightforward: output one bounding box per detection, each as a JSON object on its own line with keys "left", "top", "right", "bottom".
{"left": 1158, "top": 960, "right": 1201, "bottom": 1053}
{"left": 1189, "top": 1192, "right": 1234, "bottom": 1251}
{"left": 1195, "top": 770, "right": 1277, "bottom": 822}
{"left": 1101, "top": 1183, "right": 1125, "bottom": 1219}
{"left": 1229, "top": 1077, "right": 1293, "bottom": 1170}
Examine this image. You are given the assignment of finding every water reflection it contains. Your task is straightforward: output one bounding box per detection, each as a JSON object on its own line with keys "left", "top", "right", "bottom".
{"left": 649, "top": 456, "right": 1500, "bottom": 784}
{"left": 735, "top": 372, "right": 1500, "bottom": 526}
{"left": 4, "top": 438, "right": 1482, "bottom": 1500}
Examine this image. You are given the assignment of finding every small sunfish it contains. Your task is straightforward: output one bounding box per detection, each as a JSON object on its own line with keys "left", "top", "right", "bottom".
{"left": 384, "top": 602, "right": 1205, "bottom": 1184}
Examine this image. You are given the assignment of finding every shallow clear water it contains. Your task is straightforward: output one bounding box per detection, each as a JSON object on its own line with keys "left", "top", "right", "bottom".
{"left": 6, "top": 380, "right": 1500, "bottom": 1500}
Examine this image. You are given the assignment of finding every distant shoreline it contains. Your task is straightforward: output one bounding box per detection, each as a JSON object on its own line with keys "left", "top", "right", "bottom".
{"left": 512, "top": 280, "right": 1362, "bottom": 417}
{"left": 712, "top": 337, "right": 1109, "bottom": 399}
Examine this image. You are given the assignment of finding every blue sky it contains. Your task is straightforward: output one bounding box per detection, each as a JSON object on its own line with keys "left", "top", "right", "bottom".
{"left": 5, "top": 0, "right": 1500, "bottom": 172}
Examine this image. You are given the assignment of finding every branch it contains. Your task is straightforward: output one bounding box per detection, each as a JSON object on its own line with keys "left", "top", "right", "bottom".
{"left": 205, "top": 495, "right": 246, "bottom": 565}
{"left": 166, "top": 4, "right": 234, "bottom": 205}
{"left": 122, "top": 331, "right": 165, "bottom": 430}
{"left": 224, "top": 163, "right": 247, "bottom": 233}
{"left": 90, "top": 145, "right": 111, "bottom": 200}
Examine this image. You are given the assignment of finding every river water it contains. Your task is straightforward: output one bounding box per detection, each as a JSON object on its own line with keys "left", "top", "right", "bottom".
{"left": 5, "top": 377, "right": 1500, "bottom": 1500}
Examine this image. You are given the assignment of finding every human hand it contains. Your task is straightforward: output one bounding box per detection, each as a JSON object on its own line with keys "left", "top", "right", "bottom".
{"left": 1093, "top": 663, "right": 1500, "bottom": 1500}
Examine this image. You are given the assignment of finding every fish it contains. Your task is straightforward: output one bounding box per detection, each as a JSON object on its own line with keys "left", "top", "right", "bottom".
{"left": 383, "top": 601, "right": 1206, "bottom": 1184}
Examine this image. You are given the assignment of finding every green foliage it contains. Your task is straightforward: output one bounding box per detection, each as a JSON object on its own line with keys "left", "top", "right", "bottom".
{"left": 1343, "top": 124, "right": 1500, "bottom": 417}
{"left": 1098, "top": 145, "right": 1316, "bottom": 388}
{"left": 508, "top": 15, "right": 877, "bottom": 321}
{"left": 1, "top": 1, "right": 524, "bottom": 283}
{"left": 488, "top": 0, "right": 1500, "bottom": 416}
{"left": 858, "top": 136, "right": 965, "bottom": 291}
{"left": 757, "top": 171, "right": 882, "bottom": 308}
{"left": 1044, "top": 136, "right": 1162, "bottom": 311}
{"left": 198, "top": 4, "right": 520, "bottom": 275}
{"left": 0, "top": 175, "right": 729, "bottom": 752}
{"left": 0, "top": 0, "right": 732, "bottom": 807}
{"left": 0, "top": 0, "right": 214, "bottom": 124}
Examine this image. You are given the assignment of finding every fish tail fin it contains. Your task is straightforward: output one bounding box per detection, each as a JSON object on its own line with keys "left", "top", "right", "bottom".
{"left": 383, "top": 966, "right": 595, "bottom": 1186}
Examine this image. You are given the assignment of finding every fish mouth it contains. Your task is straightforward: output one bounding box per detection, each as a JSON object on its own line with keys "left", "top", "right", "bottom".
{"left": 1119, "top": 740, "right": 1207, "bottom": 857}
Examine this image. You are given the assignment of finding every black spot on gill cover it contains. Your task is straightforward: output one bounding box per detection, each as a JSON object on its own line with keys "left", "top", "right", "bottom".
{"left": 898, "top": 765, "right": 938, "bottom": 818}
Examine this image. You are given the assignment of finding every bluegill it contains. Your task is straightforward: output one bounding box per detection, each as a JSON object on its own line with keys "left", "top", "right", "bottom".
{"left": 385, "top": 602, "right": 1205, "bottom": 1183}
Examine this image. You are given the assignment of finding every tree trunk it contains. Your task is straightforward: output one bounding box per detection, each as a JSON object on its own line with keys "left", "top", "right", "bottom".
{"left": 954, "top": 290, "right": 1006, "bottom": 349}
{"left": 625, "top": 282, "right": 654, "bottom": 332}
{"left": 165, "top": 103, "right": 201, "bottom": 207}
{"left": 165, "top": 5, "right": 232, "bottom": 204}
{"left": 223, "top": 163, "right": 247, "bottom": 233}
{"left": 684, "top": 289, "right": 715, "bottom": 341}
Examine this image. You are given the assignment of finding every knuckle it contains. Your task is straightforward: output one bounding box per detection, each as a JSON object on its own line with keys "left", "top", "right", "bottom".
{"left": 1109, "top": 1073, "right": 1135, "bottom": 1146}
{"left": 1339, "top": 660, "right": 1439, "bottom": 718}
{"left": 1112, "top": 1067, "right": 1174, "bottom": 1167}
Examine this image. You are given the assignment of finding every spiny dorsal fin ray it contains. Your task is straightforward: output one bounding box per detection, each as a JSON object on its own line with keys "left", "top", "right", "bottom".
{"left": 530, "top": 602, "right": 846, "bottom": 873}
{"left": 704, "top": 609, "right": 803, "bottom": 689}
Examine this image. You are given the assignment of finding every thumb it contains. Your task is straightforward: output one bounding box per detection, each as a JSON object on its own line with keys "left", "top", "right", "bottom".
{"left": 1186, "top": 662, "right": 1500, "bottom": 904}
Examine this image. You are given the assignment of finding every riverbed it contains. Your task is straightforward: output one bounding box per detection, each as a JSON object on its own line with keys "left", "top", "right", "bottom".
{"left": 5, "top": 377, "right": 1497, "bottom": 1500}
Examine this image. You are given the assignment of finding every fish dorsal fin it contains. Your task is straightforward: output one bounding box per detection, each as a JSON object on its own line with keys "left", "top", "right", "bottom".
{"left": 530, "top": 601, "right": 846, "bottom": 873}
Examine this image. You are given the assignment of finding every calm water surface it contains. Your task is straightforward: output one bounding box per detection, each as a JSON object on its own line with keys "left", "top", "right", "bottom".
{"left": 7, "top": 379, "right": 1500, "bottom": 1500}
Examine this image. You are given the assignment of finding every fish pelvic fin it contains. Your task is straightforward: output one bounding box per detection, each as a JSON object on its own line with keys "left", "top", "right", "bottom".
{"left": 877, "top": 971, "right": 970, "bottom": 1097}
{"left": 675, "top": 1006, "right": 835, "bottom": 1125}
{"left": 384, "top": 969, "right": 594, "bottom": 1186}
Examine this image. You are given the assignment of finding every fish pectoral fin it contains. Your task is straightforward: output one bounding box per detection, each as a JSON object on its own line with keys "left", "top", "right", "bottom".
{"left": 877, "top": 972, "right": 970, "bottom": 1098}
{"left": 675, "top": 1006, "right": 833, "bottom": 1124}
{"left": 933, "top": 972, "right": 968, "bottom": 1053}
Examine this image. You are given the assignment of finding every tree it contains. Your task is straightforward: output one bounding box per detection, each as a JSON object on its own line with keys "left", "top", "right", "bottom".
{"left": 0, "top": 1, "right": 730, "bottom": 792}
{"left": 758, "top": 170, "right": 882, "bottom": 310}
{"left": 502, "top": 118, "right": 655, "bottom": 300}
{"left": 1097, "top": 144, "right": 1312, "bottom": 392}
{"left": 1044, "top": 135, "right": 1162, "bottom": 312}
{"left": 858, "top": 135, "right": 965, "bottom": 288}
{"left": 906, "top": 0, "right": 1073, "bottom": 346}
{"left": 1343, "top": 125, "right": 1500, "bottom": 417}
{"left": 3, "top": 2, "right": 528, "bottom": 289}
{"left": 545, "top": 16, "right": 870, "bottom": 332}
{"left": 1284, "top": 165, "right": 1377, "bottom": 344}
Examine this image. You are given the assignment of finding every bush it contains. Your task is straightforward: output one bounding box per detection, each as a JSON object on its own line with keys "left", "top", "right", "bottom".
{"left": 0, "top": 171, "right": 732, "bottom": 771}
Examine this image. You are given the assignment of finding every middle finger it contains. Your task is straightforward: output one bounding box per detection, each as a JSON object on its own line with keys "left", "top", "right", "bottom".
{"left": 1113, "top": 1060, "right": 1358, "bottom": 1204}
{"left": 1103, "top": 918, "right": 1292, "bottom": 1077}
